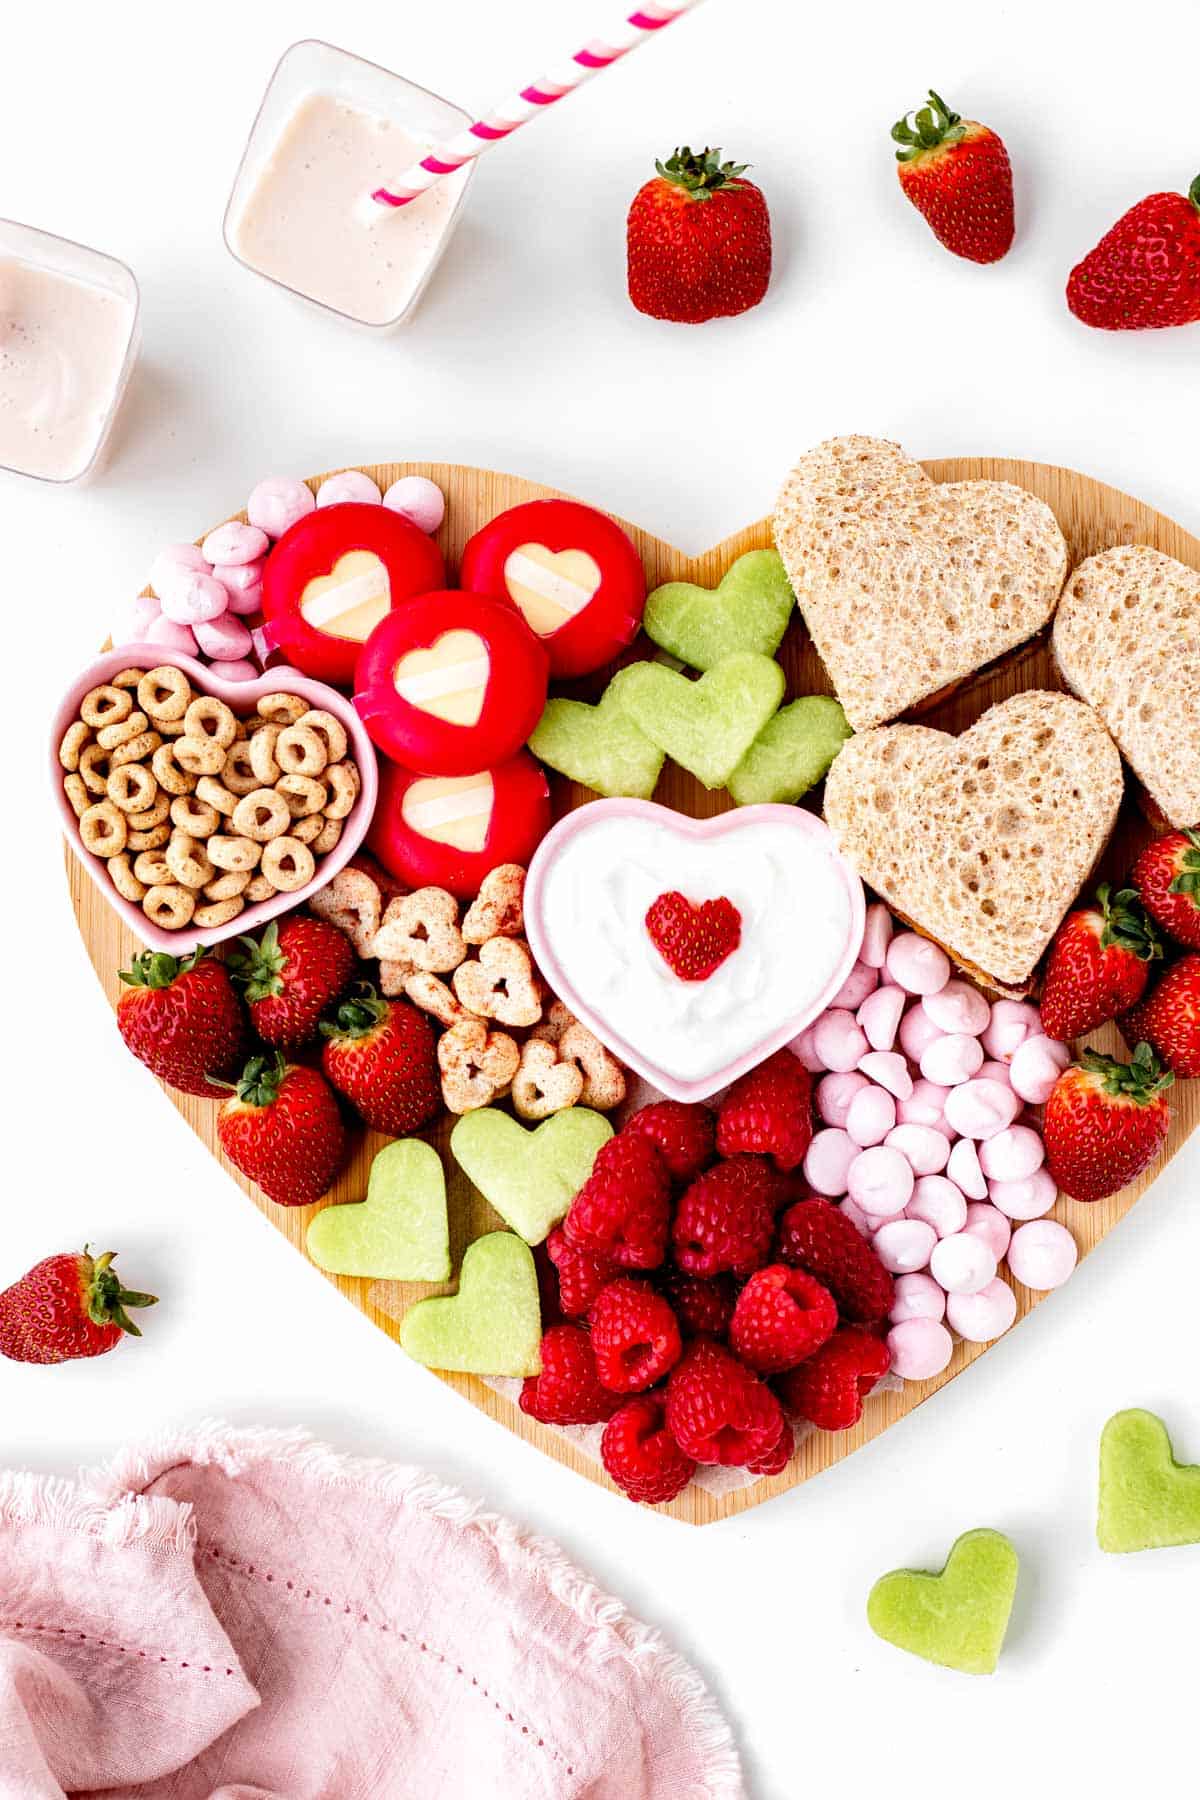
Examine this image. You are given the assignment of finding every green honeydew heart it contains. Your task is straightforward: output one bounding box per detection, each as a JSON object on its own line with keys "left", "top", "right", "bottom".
{"left": 450, "top": 1106, "right": 613, "bottom": 1245}
{"left": 643, "top": 549, "right": 796, "bottom": 672}
{"left": 306, "top": 1139, "right": 450, "bottom": 1283}
{"left": 1098, "top": 1408, "right": 1200, "bottom": 1553}
{"left": 399, "top": 1232, "right": 542, "bottom": 1377}
{"left": 607, "top": 652, "right": 785, "bottom": 790}
{"left": 867, "top": 1528, "right": 1019, "bottom": 1675}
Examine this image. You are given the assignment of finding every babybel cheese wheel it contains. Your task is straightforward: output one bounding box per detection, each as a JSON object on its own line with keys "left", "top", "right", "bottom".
{"left": 368, "top": 751, "right": 551, "bottom": 898}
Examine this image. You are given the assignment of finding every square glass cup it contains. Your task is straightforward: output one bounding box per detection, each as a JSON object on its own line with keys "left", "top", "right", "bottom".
{"left": 223, "top": 39, "right": 475, "bottom": 329}
{"left": 0, "top": 219, "right": 140, "bottom": 485}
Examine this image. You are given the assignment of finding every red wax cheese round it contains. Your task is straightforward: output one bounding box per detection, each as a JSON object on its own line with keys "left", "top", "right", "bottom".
{"left": 262, "top": 503, "right": 445, "bottom": 687}
{"left": 354, "top": 589, "right": 549, "bottom": 776}
{"left": 368, "top": 752, "right": 551, "bottom": 898}
{"left": 459, "top": 498, "right": 646, "bottom": 679}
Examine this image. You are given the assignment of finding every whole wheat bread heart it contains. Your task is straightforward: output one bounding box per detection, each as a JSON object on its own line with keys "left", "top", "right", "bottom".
{"left": 774, "top": 437, "right": 1069, "bottom": 730}
{"left": 823, "top": 690, "right": 1124, "bottom": 994}
{"left": 1053, "top": 545, "right": 1200, "bottom": 828}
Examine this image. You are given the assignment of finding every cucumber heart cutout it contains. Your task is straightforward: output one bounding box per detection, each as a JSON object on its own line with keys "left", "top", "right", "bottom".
{"left": 608, "top": 652, "right": 785, "bottom": 790}
{"left": 867, "top": 1528, "right": 1019, "bottom": 1675}
{"left": 728, "top": 695, "right": 852, "bottom": 806}
{"left": 529, "top": 687, "right": 665, "bottom": 800}
{"left": 644, "top": 549, "right": 796, "bottom": 672}
{"left": 306, "top": 1139, "right": 450, "bottom": 1281}
{"left": 399, "top": 1232, "right": 542, "bottom": 1377}
{"left": 1097, "top": 1408, "right": 1200, "bottom": 1553}
{"left": 450, "top": 1107, "right": 613, "bottom": 1245}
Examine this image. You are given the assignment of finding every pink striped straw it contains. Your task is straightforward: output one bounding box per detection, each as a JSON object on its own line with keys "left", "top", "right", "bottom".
{"left": 368, "top": 0, "right": 704, "bottom": 210}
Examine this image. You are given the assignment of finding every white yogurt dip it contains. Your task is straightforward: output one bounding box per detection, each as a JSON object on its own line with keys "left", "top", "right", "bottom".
{"left": 534, "top": 809, "right": 860, "bottom": 1089}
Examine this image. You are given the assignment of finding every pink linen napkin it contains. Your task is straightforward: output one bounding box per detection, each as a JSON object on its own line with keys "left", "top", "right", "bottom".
{"left": 0, "top": 1424, "right": 743, "bottom": 1799}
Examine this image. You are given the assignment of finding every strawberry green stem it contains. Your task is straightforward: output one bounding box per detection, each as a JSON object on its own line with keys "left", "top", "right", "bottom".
{"left": 654, "top": 146, "right": 750, "bottom": 201}
{"left": 229, "top": 921, "right": 286, "bottom": 1003}
{"left": 891, "top": 89, "right": 967, "bottom": 162}
{"left": 118, "top": 947, "right": 205, "bottom": 989}
{"left": 1096, "top": 884, "right": 1162, "bottom": 961}
{"left": 1190, "top": 174, "right": 1200, "bottom": 213}
{"left": 84, "top": 1249, "right": 158, "bottom": 1338}
{"left": 1080, "top": 1043, "right": 1174, "bottom": 1104}
{"left": 320, "top": 985, "right": 389, "bottom": 1041}
{"left": 1168, "top": 829, "right": 1200, "bottom": 900}
{"left": 231, "top": 1050, "right": 290, "bottom": 1107}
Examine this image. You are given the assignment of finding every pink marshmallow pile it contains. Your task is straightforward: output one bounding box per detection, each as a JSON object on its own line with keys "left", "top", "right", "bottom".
{"left": 790, "top": 903, "right": 1078, "bottom": 1382}
{"left": 112, "top": 471, "right": 447, "bottom": 682}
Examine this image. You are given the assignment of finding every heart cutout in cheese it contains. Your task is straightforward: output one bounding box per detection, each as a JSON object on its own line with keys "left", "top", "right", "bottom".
{"left": 824, "top": 691, "right": 1124, "bottom": 995}
{"left": 393, "top": 630, "right": 490, "bottom": 726}
{"left": 774, "top": 436, "right": 1069, "bottom": 731}
{"left": 504, "top": 543, "right": 602, "bottom": 637}
{"left": 401, "top": 772, "right": 494, "bottom": 852}
{"left": 299, "top": 550, "right": 391, "bottom": 642}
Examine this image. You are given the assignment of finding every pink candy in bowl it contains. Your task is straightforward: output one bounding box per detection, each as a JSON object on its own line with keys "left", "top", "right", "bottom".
{"left": 51, "top": 646, "right": 378, "bottom": 952}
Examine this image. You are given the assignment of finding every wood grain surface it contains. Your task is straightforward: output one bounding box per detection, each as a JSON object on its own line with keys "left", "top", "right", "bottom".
{"left": 65, "top": 457, "right": 1200, "bottom": 1524}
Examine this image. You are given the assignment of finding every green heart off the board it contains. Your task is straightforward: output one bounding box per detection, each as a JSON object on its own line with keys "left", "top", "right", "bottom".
{"left": 1098, "top": 1408, "right": 1200, "bottom": 1553}
{"left": 867, "top": 1528, "right": 1019, "bottom": 1675}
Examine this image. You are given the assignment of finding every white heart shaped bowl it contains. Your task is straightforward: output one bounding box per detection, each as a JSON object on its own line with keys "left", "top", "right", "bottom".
{"left": 51, "top": 646, "right": 378, "bottom": 952}
{"left": 525, "top": 798, "right": 866, "bottom": 1103}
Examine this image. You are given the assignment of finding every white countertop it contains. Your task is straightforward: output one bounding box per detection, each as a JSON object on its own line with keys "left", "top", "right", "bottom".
{"left": 4, "top": 1, "right": 1198, "bottom": 1793}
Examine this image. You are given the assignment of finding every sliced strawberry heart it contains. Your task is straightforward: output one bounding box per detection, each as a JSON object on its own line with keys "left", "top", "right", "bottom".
{"left": 645, "top": 891, "right": 742, "bottom": 981}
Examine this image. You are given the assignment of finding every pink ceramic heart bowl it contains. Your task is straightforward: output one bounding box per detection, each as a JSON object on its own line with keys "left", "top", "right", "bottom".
{"left": 51, "top": 646, "right": 378, "bottom": 953}
{"left": 525, "top": 798, "right": 866, "bottom": 1103}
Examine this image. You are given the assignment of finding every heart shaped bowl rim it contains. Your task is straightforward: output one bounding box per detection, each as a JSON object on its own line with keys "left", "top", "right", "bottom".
{"left": 524, "top": 797, "right": 866, "bottom": 1102}
{"left": 51, "top": 645, "right": 379, "bottom": 952}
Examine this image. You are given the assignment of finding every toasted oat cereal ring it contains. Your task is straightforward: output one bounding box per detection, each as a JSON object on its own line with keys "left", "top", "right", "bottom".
{"left": 256, "top": 691, "right": 306, "bottom": 726}
{"left": 142, "top": 884, "right": 195, "bottom": 931}
{"left": 151, "top": 742, "right": 197, "bottom": 796}
{"left": 289, "top": 813, "right": 324, "bottom": 844}
{"left": 107, "top": 762, "right": 159, "bottom": 814}
{"left": 128, "top": 823, "right": 171, "bottom": 852}
{"left": 80, "top": 800, "right": 127, "bottom": 858}
{"left": 97, "top": 710, "right": 149, "bottom": 751}
{"left": 193, "top": 896, "right": 244, "bottom": 929}
{"left": 312, "top": 815, "right": 343, "bottom": 857}
{"left": 166, "top": 832, "right": 215, "bottom": 890}
{"left": 276, "top": 773, "right": 327, "bottom": 818}
{"left": 248, "top": 723, "right": 282, "bottom": 785}
{"left": 63, "top": 773, "right": 89, "bottom": 818}
{"left": 78, "top": 743, "right": 114, "bottom": 795}
{"left": 109, "top": 853, "right": 146, "bottom": 903}
{"left": 296, "top": 709, "right": 348, "bottom": 765}
{"left": 221, "top": 739, "right": 260, "bottom": 796}
{"left": 261, "top": 836, "right": 316, "bottom": 893}
{"left": 275, "top": 724, "right": 328, "bottom": 777}
{"left": 126, "top": 792, "right": 170, "bottom": 831}
{"left": 207, "top": 833, "right": 261, "bottom": 873}
{"left": 111, "top": 731, "right": 163, "bottom": 769}
{"left": 204, "top": 869, "right": 250, "bottom": 903}
{"left": 111, "top": 667, "right": 146, "bottom": 691}
{"left": 183, "top": 695, "right": 238, "bottom": 750}
{"left": 170, "top": 793, "right": 221, "bottom": 838}
{"left": 138, "top": 665, "right": 191, "bottom": 722}
{"left": 232, "top": 787, "right": 291, "bottom": 842}
{"left": 173, "top": 735, "right": 227, "bottom": 777}
{"left": 80, "top": 684, "right": 133, "bottom": 729}
{"left": 245, "top": 872, "right": 275, "bottom": 904}
{"left": 322, "top": 760, "right": 360, "bottom": 820}
{"left": 156, "top": 716, "right": 186, "bottom": 739}
{"left": 133, "top": 851, "right": 171, "bottom": 886}
{"left": 196, "top": 775, "right": 238, "bottom": 818}
{"left": 58, "top": 720, "right": 93, "bottom": 771}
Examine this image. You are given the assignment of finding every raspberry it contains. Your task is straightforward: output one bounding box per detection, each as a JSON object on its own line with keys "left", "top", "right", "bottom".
{"left": 658, "top": 1269, "right": 736, "bottom": 1339}
{"left": 589, "top": 1278, "right": 682, "bottom": 1393}
{"left": 716, "top": 1050, "right": 814, "bottom": 1172}
{"left": 545, "top": 1226, "right": 615, "bottom": 1317}
{"left": 775, "top": 1327, "right": 890, "bottom": 1431}
{"left": 665, "top": 1339, "right": 784, "bottom": 1467}
{"left": 563, "top": 1134, "right": 671, "bottom": 1270}
{"left": 644, "top": 891, "right": 742, "bottom": 981}
{"left": 775, "top": 1196, "right": 895, "bottom": 1324}
{"left": 729, "top": 1264, "right": 838, "bottom": 1374}
{"left": 622, "top": 1101, "right": 715, "bottom": 1183}
{"left": 671, "top": 1155, "right": 780, "bottom": 1278}
{"left": 745, "top": 1418, "right": 794, "bottom": 1476}
{"left": 519, "top": 1325, "right": 621, "bottom": 1426}
{"left": 601, "top": 1394, "right": 696, "bottom": 1505}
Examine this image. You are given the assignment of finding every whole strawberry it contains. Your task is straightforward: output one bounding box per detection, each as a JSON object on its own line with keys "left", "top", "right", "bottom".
{"left": 627, "top": 146, "right": 771, "bottom": 323}
{"left": 717, "top": 1049, "right": 813, "bottom": 1172}
{"left": 589, "top": 1278, "right": 682, "bottom": 1393}
{"left": 892, "top": 89, "right": 1015, "bottom": 264}
{"left": 0, "top": 1249, "right": 156, "bottom": 1364}
{"left": 519, "top": 1325, "right": 620, "bottom": 1426}
{"left": 776, "top": 1327, "right": 890, "bottom": 1431}
{"left": 320, "top": 987, "right": 440, "bottom": 1135}
{"left": 1126, "top": 955, "right": 1200, "bottom": 1079}
{"left": 117, "top": 948, "right": 245, "bottom": 1097}
{"left": 230, "top": 916, "right": 355, "bottom": 1050}
{"left": 729, "top": 1264, "right": 837, "bottom": 1374}
{"left": 218, "top": 1051, "right": 345, "bottom": 1207}
{"left": 665, "top": 1338, "right": 784, "bottom": 1467}
{"left": 1040, "top": 884, "right": 1161, "bottom": 1040}
{"left": 601, "top": 1393, "right": 696, "bottom": 1505}
{"left": 1132, "top": 830, "right": 1200, "bottom": 949}
{"left": 1043, "top": 1045, "right": 1173, "bottom": 1203}
{"left": 1068, "top": 175, "right": 1200, "bottom": 330}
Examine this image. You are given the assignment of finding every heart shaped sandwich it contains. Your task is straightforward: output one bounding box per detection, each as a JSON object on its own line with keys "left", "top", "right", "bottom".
{"left": 774, "top": 436, "right": 1069, "bottom": 730}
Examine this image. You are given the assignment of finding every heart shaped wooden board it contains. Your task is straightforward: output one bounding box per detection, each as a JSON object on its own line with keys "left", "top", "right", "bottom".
{"left": 67, "top": 458, "right": 1200, "bottom": 1524}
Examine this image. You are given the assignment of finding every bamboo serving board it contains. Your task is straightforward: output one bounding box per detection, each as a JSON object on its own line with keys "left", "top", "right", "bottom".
{"left": 67, "top": 457, "right": 1200, "bottom": 1525}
